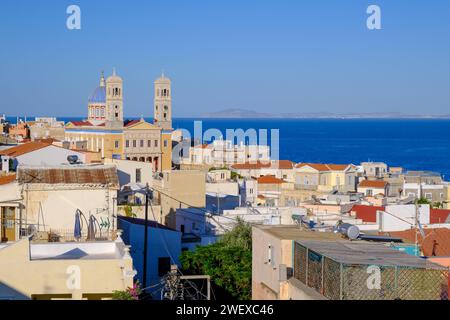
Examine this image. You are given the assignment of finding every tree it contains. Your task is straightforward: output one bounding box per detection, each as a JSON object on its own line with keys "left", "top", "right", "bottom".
{"left": 180, "top": 219, "right": 252, "bottom": 300}
{"left": 416, "top": 197, "right": 431, "bottom": 205}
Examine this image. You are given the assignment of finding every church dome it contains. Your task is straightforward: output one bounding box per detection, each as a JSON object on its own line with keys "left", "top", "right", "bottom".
{"left": 88, "top": 86, "right": 106, "bottom": 104}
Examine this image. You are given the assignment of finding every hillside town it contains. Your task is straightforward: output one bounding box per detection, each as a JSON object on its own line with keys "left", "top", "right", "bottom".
{"left": 0, "top": 72, "right": 449, "bottom": 300}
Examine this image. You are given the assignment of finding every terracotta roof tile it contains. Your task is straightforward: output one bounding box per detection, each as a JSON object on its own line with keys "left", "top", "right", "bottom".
{"left": 0, "top": 142, "right": 51, "bottom": 157}
{"left": 359, "top": 180, "right": 388, "bottom": 188}
{"left": 69, "top": 121, "right": 93, "bottom": 127}
{"left": 124, "top": 119, "right": 141, "bottom": 127}
{"left": 257, "top": 175, "right": 285, "bottom": 184}
{"left": 350, "top": 204, "right": 385, "bottom": 223}
{"left": 231, "top": 160, "right": 294, "bottom": 170}
{"left": 430, "top": 208, "right": 450, "bottom": 224}
{"left": 0, "top": 174, "right": 16, "bottom": 185}
{"left": 381, "top": 228, "right": 450, "bottom": 257}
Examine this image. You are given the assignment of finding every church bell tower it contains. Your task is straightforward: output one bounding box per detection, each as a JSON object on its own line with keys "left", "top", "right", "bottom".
{"left": 153, "top": 73, "right": 172, "bottom": 130}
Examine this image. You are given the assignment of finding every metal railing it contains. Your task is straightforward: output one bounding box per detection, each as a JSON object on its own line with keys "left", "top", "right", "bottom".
{"left": 28, "top": 228, "right": 117, "bottom": 243}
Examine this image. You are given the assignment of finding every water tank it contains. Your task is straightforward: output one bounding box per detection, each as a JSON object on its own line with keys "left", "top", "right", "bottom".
{"left": 67, "top": 155, "right": 79, "bottom": 164}
{"left": 337, "top": 223, "right": 360, "bottom": 240}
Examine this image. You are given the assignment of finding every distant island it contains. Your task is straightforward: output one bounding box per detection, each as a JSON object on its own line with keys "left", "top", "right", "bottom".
{"left": 200, "top": 108, "right": 450, "bottom": 119}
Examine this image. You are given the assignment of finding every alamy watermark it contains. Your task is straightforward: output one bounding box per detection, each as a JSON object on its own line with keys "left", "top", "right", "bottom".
{"left": 171, "top": 121, "right": 280, "bottom": 166}
{"left": 367, "top": 4, "right": 382, "bottom": 30}
{"left": 66, "top": 265, "right": 81, "bottom": 290}
{"left": 66, "top": 5, "right": 81, "bottom": 30}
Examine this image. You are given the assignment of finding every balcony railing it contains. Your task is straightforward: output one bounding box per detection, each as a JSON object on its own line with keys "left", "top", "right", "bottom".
{"left": 27, "top": 228, "right": 117, "bottom": 243}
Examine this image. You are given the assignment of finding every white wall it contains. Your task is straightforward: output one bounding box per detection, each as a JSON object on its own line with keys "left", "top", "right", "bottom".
{"left": 105, "top": 158, "right": 153, "bottom": 187}
{"left": 23, "top": 186, "right": 117, "bottom": 233}
{"left": 15, "top": 146, "right": 86, "bottom": 167}
{"left": 118, "top": 217, "right": 181, "bottom": 298}
{"left": 378, "top": 204, "right": 430, "bottom": 232}
{"left": 206, "top": 182, "right": 239, "bottom": 196}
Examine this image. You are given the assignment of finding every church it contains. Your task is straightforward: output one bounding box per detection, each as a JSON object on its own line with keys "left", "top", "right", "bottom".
{"left": 65, "top": 70, "right": 173, "bottom": 171}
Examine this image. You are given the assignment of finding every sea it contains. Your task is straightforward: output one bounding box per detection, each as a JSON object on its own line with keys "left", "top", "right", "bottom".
{"left": 7, "top": 117, "right": 450, "bottom": 179}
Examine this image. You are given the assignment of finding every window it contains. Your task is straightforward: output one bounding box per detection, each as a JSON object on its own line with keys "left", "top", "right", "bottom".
{"left": 135, "top": 169, "right": 141, "bottom": 183}
{"left": 158, "top": 257, "right": 171, "bottom": 277}
{"left": 164, "top": 140, "right": 168, "bottom": 148}
{"left": 140, "top": 140, "right": 144, "bottom": 148}
{"left": 148, "top": 140, "right": 151, "bottom": 148}
{"left": 114, "top": 140, "right": 119, "bottom": 149}
{"left": 425, "top": 193, "right": 432, "bottom": 200}
{"left": 180, "top": 225, "right": 185, "bottom": 233}
{"left": 366, "top": 189, "right": 373, "bottom": 196}
{"left": 125, "top": 140, "right": 129, "bottom": 148}
{"left": 154, "top": 140, "right": 158, "bottom": 148}
{"left": 133, "top": 140, "right": 136, "bottom": 148}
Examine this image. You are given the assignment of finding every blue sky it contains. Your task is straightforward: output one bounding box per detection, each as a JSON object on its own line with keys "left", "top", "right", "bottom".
{"left": 0, "top": 0, "right": 449, "bottom": 117}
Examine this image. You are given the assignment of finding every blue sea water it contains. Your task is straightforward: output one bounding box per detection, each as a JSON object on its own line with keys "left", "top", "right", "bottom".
{"left": 7, "top": 117, "right": 450, "bottom": 179}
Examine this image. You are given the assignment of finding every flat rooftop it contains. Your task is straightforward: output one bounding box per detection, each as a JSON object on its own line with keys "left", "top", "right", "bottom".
{"left": 29, "top": 241, "right": 124, "bottom": 261}
{"left": 254, "top": 225, "right": 343, "bottom": 241}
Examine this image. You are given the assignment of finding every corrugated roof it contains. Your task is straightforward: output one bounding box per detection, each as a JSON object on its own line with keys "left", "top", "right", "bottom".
{"left": 0, "top": 142, "right": 51, "bottom": 157}
{"left": 17, "top": 165, "right": 119, "bottom": 188}
{"left": 296, "top": 239, "right": 445, "bottom": 269}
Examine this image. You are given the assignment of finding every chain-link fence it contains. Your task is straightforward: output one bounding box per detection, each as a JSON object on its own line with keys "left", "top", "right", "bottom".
{"left": 293, "top": 242, "right": 449, "bottom": 300}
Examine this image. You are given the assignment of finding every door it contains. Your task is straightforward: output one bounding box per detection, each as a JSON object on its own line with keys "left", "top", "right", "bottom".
{"left": 1, "top": 207, "right": 16, "bottom": 242}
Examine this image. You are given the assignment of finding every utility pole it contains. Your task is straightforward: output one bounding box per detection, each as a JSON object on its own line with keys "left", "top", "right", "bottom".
{"left": 142, "top": 185, "right": 149, "bottom": 293}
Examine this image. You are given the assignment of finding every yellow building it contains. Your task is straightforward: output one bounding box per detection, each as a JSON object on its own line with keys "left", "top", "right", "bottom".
{"left": 161, "top": 131, "right": 172, "bottom": 171}
{"left": 294, "top": 163, "right": 357, "bottom": 193}
{"left": 123, "top": 119, "right": 162, "bottom": 170}
{"left": 65, "top": 122, "right": 124, "bottom": 159}
{"left": 0, "top": 236, "right": 134, "bottom": 300}
{"left": 152, "top": 170, "right": 206, "bottom": 228}
{"left": 444, "top": 185, "right": 450, "bottom": 209}
{"left": 65, "top": 71, "right": 175, "bottom": 170}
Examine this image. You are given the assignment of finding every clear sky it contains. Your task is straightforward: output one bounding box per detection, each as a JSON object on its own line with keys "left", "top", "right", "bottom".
{"left": 0, "top": 0, "right": 449, "bottom": 117}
